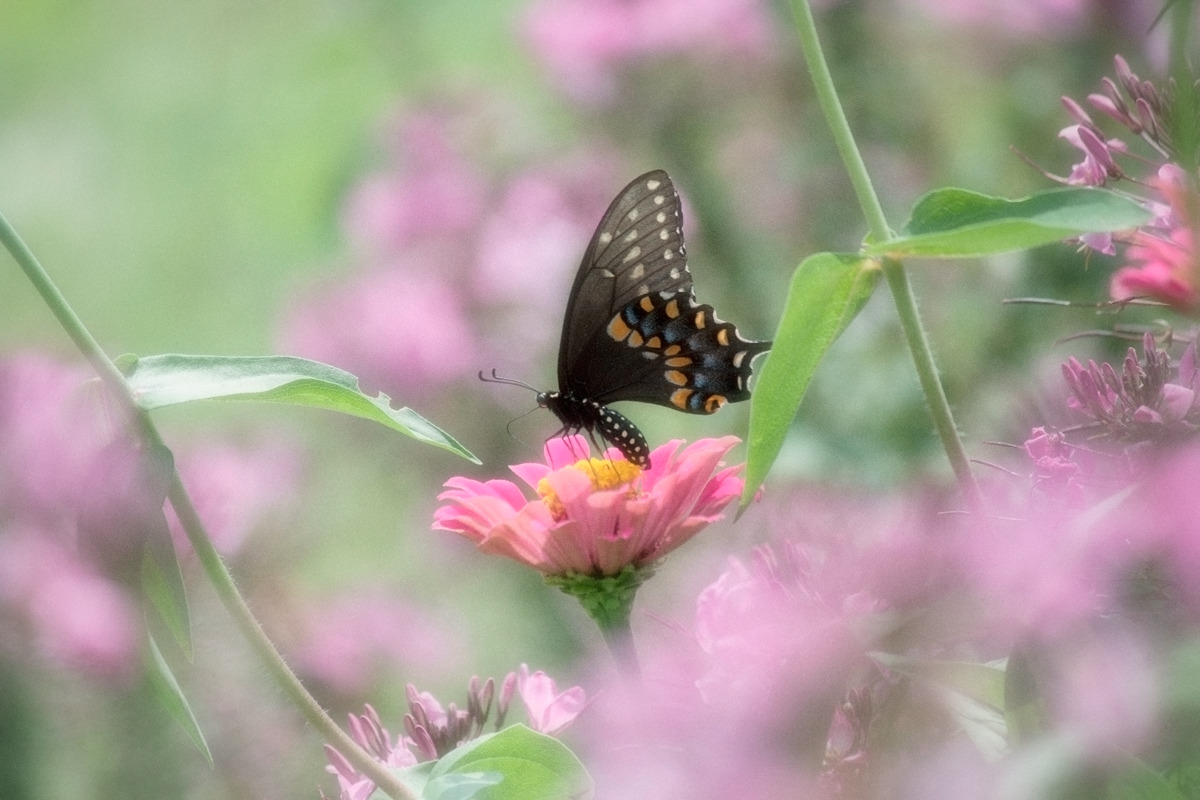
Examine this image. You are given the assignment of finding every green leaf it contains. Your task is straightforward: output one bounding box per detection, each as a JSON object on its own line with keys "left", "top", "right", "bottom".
{"left": 871, "top": 653, "right": 1008, "bottom": 760}
{"left": 1106, "top": 755, "right": 1188, "bottom": 800}
{"left": 867, "top": 187, "right": 1151, "bottom": 258}
{"left": 131, "top": 439, "right": 192, "bottom": 659}
{"left": 426, "top": 725, "right": 593, "bottom": 800}
{"left": 141, "top": 539, "right": 192, "bottom": 661}
{"left": 423, "top": 772, "right": 505, "bottom": 800}
{"left": 743, "top": 253, "right": 881, "bottom": 500}
{"left": 124, "top": 354, "right": 478, "bottom": 463}
{"left": 145, "top": 632, "right": 213, "bottom": 766}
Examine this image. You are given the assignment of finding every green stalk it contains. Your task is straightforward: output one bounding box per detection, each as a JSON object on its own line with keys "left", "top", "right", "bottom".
{"left": 0, "top": 211, "right": 415, "bottom": 800}
{"left": 598, "top": 611, "right": 642, "bottom": 686}
{"left": 786, "top": 0, "right": 984, "bottom": 512}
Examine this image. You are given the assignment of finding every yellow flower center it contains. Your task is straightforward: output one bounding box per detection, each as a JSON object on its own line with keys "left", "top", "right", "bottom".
{"left": 537, "top": 458, "right": 643, "bottom": 520}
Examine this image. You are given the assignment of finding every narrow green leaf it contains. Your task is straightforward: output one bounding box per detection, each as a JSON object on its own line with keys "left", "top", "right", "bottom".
{"left": 124, "top": 354, "right": 478, "bottom": 463}
{"left": 141, "top": 541, "right": 192, "bottom": 661}
{"left": 145, "top": 632, "right": 213, "bottom": 766}
{"left": 427, "top": 725, "right": 593, "bottom": 800}
{"left": 866, "top": 187, "right": 1151, "bottom": 258}
{"left": 744, "top": 253, "right": 881, "bottom": 500}
{"left": 129, "top": 439, "right": 192, "bottom": 658}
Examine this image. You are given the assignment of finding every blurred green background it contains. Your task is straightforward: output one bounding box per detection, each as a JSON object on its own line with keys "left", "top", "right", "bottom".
{"left": 0, "top": 0, "right": 1173, "bottom": 798}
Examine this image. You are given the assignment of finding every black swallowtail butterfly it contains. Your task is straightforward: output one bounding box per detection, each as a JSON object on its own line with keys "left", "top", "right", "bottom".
{"left": 535, "top": 170, "right": 770, "bottom": 468}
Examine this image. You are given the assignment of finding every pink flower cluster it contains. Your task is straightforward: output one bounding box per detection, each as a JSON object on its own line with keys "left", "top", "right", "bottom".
{"left": 323, "top": 667, "right": 585, "bottom": 800}
{"left": 1056, "top": 57, "right": 1200, "bottom": 313}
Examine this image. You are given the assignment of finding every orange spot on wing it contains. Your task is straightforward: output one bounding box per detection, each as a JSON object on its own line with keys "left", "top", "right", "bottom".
{"left": 607, "top": 315, "right": 632, "bottom": 341}
{"left": 670, "top": 388, "right": 693, "bottom": 409}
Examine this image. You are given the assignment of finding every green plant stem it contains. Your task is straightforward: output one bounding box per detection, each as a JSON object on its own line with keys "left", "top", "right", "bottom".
{"left": 0, "top": 211, "right": 415, "bottom": 800}
{"left": 598, "top": 613, "right": 642, "bottom": 686}
{"left": 787, "top": 0, "right": 983, "bottom": 512}
{"left": 880, "top": 258, "right": 983, "bottom": 511}
{"left": 163, "top": 472, "right": 415, "bottom": 800}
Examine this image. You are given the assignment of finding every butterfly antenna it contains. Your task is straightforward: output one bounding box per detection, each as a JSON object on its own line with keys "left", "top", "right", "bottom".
{"left": 504, "top": 405, "right": 540, "bottom": 439}
{"left": 478, "top": 369, "right": 539, "bottom": 393}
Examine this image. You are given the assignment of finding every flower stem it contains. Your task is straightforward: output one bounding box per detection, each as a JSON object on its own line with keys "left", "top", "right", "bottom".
{"left": 0, "top": 211, "right": 415, "bottom": 800}
{"left": 545, "top": 567, "right": 644, "bottom": 682}
{"left": 598, "top": 608, "right": 642, "bottom": 685}
{"left": 880, "top": 258, "right": 983, "bottom": 511}
{"left": 786, "top": 0, "right": 984, "bottom": 512}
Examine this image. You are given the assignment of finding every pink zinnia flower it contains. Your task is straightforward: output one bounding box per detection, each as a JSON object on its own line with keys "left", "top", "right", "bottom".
{"left": 432, "top": 435, "right": 745, "bottom": 577}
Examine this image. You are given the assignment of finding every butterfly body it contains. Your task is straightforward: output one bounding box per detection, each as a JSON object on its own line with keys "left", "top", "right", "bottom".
{"left": 541, "top": 170, "right": 770, "bottom": 467}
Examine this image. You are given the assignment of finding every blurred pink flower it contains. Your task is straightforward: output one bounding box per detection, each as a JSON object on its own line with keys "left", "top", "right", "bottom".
{"left": 517, "top": 663, "right": 587, "bottom": 735}
{"left": 909, "top": 0, "right": 1087, "bottom": 36}
{"left": 168, "top": 438, "right": 304, "bottom": 556}
{"left": 473, "top": 164, "right": 619, "bottom": 310}
{"left": 691, "top": 543, "right": 872, "bottom": 768}
{"left": 0, "top": 525, "right": 139, "bottom": 683}
{"left": 289, "top": 592, "right": 460, "bottom": 697}
{"left": 1110, "top": 165, "right": 1200, "bottom": 312}
{"left": 279, "top": 265, "right": 478, "bottom": 398}
{"left": 574, "top": 545, "right": 862, "bottom": 798}
{"left": 433, "top": 435, "right": 744, "bottom": 576}
{"left": 0, "top": 353, "right": 103, "bottom": 518}
{"left": 523, "top": 0, "right": 778, "bottom": 102}
{"left": 342, "top": 112, "right": 488, "bottom": 251}
{"left": 1115, "top": 443, "right": 1200, "bottom": 617}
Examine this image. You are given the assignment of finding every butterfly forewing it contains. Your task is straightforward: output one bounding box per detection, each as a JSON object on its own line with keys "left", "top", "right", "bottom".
{"left": 558, "top": 170, "right": 691, "bottom": 389}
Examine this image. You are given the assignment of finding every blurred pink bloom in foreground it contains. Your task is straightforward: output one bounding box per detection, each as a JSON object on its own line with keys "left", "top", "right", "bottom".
{"left": 578, "top": 540, "right": 874, "bottom": 799}
{"left": 433, "top": 435, "right": 744, "bottom": 576}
